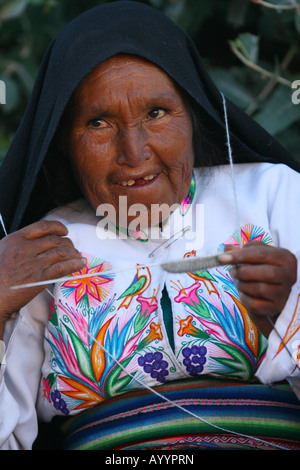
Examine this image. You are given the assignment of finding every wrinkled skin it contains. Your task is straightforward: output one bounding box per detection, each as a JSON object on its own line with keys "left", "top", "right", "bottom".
{"left": 67, "top": 55, "right": 194, "bottom": 229}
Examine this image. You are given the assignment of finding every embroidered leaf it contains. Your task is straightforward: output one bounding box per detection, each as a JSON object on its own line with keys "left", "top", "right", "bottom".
{"left": 91, "top": 316, "right": 114, "bottom": 382}
{"left": 46, "top": 372, "right": 57, "bottom": 387}
{"left": 274, "top": 294, "right": 300, "bottom": 357}
{"left": 211, "top": 342, "right": 254, "bottom": 379}
{"left": 59, "top": 376, "right": 104, "bottom": 409}
{"left": 227, "top": 292, "right": 259, "bottom": 358}
{"left": 188, "top": 300, "right": 211, "bottom": 318}
{"left": 49, "top": 301, "right": 58, "bottom": 326}
{"left": 193, "top": 270, "right": 216, "bottom": 282}
{"left": 104, "top": 356, "right": 135, "bottom": 396}
{"left": 64, "top": 324, "right": 96, "bottom": 382}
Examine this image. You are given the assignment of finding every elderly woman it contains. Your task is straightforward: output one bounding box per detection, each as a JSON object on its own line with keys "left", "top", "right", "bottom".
{"left": 0, "top": 1, "right": 300, "bottom": 451}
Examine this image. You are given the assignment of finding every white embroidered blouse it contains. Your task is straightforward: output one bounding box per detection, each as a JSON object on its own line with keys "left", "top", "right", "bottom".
{"left": 1, "top": 162, "right": 300, "bottom": 449}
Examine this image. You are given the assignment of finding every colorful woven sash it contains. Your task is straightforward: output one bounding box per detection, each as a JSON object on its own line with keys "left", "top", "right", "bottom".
{"left": 59, "top": 377, "right": 300, "bottom": 450}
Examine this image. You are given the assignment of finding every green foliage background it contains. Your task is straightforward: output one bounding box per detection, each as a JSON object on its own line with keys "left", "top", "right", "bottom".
{"left": 0, "top": 0, "right": 299, "bottom": 162}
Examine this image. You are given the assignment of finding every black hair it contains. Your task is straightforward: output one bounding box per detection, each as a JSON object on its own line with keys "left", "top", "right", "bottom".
{"left": 181, "top": 90, "right": 227, "bottom": 168}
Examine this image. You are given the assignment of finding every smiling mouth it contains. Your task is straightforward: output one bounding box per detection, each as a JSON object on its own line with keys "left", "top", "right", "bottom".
{"left": 119, "top": 174, "right": 157, "bottom": 187}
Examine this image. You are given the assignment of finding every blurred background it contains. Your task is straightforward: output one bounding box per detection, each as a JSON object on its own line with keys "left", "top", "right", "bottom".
{"left": 0, "top": 0, "right": 299, "bottom": 162}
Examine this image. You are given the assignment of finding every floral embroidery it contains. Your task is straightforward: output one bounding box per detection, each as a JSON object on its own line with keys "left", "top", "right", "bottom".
{"left": 61, "top": 254, "right": 114, "bottom": 307}
{"left": 218, "top": 223, "right": 273, "bottom": 251}
{"left": 174, "top": 270, "right": 267, "bottom": 380}
{"left": 41, "top": 377, "right": 51, "bottom": 402}
{"left": 173, "top": 222, "right": 274, "bottom": 380}
{"left": 43, "top": 273, "right": 168, "bottom": 414}
{"left": 42, "top": 222, "right": 273, "bottom": 415}
{"left": 171, "top": 280, "right": 211, "bottom": 318}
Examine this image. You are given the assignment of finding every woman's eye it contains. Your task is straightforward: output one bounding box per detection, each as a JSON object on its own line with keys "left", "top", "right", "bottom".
{"left": 148, "top": 108, "right": 166, "bottom": 119}
{"left": 89, "top": 118, "right": 106, "bottom": 128}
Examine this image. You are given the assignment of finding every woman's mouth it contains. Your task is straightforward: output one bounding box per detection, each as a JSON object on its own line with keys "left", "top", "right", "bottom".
{"left": 119, "top": 174, "right": 157, "bottom": 187}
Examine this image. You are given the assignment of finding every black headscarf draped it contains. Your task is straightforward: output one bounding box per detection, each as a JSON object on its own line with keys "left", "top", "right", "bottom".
{"left": 0, "top": 0, "right": 299, "bottom": 237}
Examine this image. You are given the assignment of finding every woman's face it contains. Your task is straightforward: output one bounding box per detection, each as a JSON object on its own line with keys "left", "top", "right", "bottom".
{"left": 68, "top": 55, "right": 194, "bottom": 228}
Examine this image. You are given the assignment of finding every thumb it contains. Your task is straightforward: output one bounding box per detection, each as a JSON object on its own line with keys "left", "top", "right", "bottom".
{"left": 224, "top": 244, "right": 240, "bottom": 252}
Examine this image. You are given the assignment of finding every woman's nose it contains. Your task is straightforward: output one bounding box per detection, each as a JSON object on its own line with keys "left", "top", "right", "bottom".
{"left": 116, "top": 125, "right": 150, "bottom": 166}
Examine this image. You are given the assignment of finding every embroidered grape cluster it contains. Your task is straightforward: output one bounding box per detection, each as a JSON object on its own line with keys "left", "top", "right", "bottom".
{"left": 51, "top": 390, "right": 69, "bottom": 415}
{"left": 182, "top": 344, "right": 207, "bottom": 376}
{"left": 138, "top": 351, "right": 169, "bottom": 383}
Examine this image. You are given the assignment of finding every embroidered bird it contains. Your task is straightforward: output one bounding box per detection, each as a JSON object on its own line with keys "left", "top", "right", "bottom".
{"left": 118, "top": 265, "right": 151, "bottom": 309}
{"left": 184, "top": 250, "right": 219, "bottom": 296}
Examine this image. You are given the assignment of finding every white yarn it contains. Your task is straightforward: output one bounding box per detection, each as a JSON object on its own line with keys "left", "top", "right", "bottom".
{"left": 220, "top": 92, "right": 242, "bottom": 247}
{"left": 0, "top": 213, "right": 7, "bottom": 237}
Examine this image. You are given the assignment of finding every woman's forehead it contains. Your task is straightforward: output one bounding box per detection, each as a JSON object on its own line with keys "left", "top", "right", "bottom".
{"left": 78, "top": 55, "right": 174, "bottom": 89}
{"left": 73, "top": 54, "right": 183, "bottom": 107}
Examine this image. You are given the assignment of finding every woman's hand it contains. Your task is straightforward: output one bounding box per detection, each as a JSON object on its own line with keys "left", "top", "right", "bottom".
{"left": 219, "top": 242, "right": 297, "bottom": 337}
{"left": 0, "top": 220, "right": 86, "bottom": 327}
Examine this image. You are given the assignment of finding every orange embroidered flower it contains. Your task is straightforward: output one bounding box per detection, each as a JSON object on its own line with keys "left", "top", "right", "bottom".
{"left": 138, "top": 322, "right": 163, "bottom": 350}
{"left": 178, "top": 315, "right": 199, "bottom": 337}
{"left": 62, "top": 262, "right": 113, "bottom": 304}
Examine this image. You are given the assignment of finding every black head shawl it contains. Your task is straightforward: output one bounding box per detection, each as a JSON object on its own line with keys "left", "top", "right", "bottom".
{"left": 0, "top": 0, "right": 299, "bottom": 237}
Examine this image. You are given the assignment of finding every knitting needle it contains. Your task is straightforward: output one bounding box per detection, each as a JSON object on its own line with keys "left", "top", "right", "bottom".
{"left": 10, "top": 253, "right": 223, "bottom": 290}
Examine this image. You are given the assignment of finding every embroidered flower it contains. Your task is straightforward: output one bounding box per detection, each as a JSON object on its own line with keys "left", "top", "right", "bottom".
{"left": 173, "top": 281, "right": 201, "bottom": 306}
{"left": 218, "top": 223, "right": 273, "bottom": 251}
{"left": 41, "top": 377, "right": 51, "bottom": 403}
{"left": 62, "top": 256, "right": 114, "bottom": 305}
{"left": 137, "top": 322, "right": 163, "bottom": 351}
{"left": 137, "top": 293, "right": 158, "bottom": 318}
{"left": 172, "top": 280, "right": 210, "bottom": 318}
{"left": 177, "top": 315, "right": 209, "bottom": 341}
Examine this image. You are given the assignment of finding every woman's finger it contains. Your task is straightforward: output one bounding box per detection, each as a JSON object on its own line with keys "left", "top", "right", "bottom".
{"left": 42, "top": 257, "right": 87, "bottom": 282}
{"left": 21, "top": 219, "right": 69, "bottom": 239}
{"left": 234, "top": 279, "right": 289, "bottom": 304}
{"left": 230, "top": 263, "right": 283, "bottom": 284}
{"left": 220, "top": 243, "right": 294, "bottom": 267}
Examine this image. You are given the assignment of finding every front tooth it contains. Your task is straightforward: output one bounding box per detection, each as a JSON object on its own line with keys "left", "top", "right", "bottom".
{"left": 121, "top": 181, "right": 128, "bottom": 186}
{"left": 144, "top": 174, "right": 154, "bottom": 181}
{"left": 127, "top": 179, "right": 135, "bottom": 186}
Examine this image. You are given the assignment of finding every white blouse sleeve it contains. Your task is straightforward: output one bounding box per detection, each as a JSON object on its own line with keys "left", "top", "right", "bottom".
{"left": 255, "top": 164, "right": 300, "bottom": 399}
{"left": 0, "top": 291, "right": 50, "bottom": 450}
{"left": 256, "top": 252, "right": 300, "bottom": 398}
